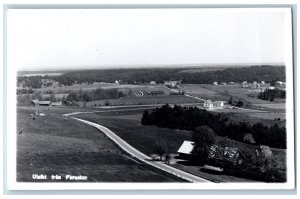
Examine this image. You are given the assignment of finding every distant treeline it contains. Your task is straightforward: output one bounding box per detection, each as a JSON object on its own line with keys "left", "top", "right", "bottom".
{"left": 258, "top": 88, "right": 286, "bottom": 101}
{"left": 141, "top": 105, "right": 286, "bottom": 149}
{"left": 17, "top": 65, "right": 285, "bottom": 88}
{"left": 17, "top": 88, "right": 34, "bottom": 94}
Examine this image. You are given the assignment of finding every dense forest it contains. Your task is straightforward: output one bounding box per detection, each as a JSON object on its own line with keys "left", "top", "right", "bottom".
{"left": 17, "top": 65, "right": 285, "bottom": 88}
{"left": 65, "top": 88, "right": 128, "bottom": 102}
{"left": 258, "top": 88, "right": 286, "bottom": 101}
{"left": 141, "top": 105, "right": 286, "bottom": 149}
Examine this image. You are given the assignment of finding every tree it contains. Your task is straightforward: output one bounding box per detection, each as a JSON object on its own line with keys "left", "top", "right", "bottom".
{"left": 141, "top": 110, "right": 150, "bottom": 125}
{"left": 153, "top": 139, "right": 168, "bottom": 160}
{"left": 165, "top": 153, "right": 171, "bottom": 165}
{"left": 236, "top": 100, "right": 243, "bottom": 107}
{"left": 243, "top": 133, "right": 256, "bottom": 144}
{"left": 191, "top": 125, "right": 217, "bottom": 164}
{"left": 228, "top": 95, "right": 233, "bottom": 105}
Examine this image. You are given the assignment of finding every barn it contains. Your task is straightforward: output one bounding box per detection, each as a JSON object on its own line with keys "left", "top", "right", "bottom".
{"left": 31, "top": 99, "right": 51, "bottom": 106}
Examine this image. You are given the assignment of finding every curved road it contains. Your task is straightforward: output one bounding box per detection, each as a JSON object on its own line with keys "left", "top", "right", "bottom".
{"left": 71, "top": 117, "right": 210, "bottom": 183}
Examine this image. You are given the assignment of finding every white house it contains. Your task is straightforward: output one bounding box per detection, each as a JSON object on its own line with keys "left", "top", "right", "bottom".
{"left": 150, "top": 81, "right": 156, "bottom": 85}
{"left": 213, "top": 82, "right": 218, "bottom": 86}
{"left": 204, "top": 100, "right": 224, "bottom": 109}
{"left": 242, "top": 81, "right": 248, "bottom": 85}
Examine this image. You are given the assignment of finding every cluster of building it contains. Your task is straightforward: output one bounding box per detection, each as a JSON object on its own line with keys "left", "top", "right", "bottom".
{"left": 164, "top": 81, "right": 181, "bottom": 89}
{"left": 31, "top": 99, "right": 62, "bottom": 106}
{"left": 213, "top": 80, "right": 286, "bottom": 90}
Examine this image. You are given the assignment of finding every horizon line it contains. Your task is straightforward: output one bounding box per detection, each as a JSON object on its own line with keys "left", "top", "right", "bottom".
{"left": 18, "top": 62, "right": 286, "bottom": 72}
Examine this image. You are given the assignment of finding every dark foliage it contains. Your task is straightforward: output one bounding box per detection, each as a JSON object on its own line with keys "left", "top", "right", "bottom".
{"left": 17, "top": 76, "right": 43, "bottom": 88}
{"left": 153, "top": 139, "right": 168, "bottom": 160}
{"left": 258, "top": 88, "right": 286, "bottom": 101}
{"left": 141, "top": 105, "right": 286, "bottom": 149}
{"left": 191, "top": 126, "right": 217, "bottom": 164}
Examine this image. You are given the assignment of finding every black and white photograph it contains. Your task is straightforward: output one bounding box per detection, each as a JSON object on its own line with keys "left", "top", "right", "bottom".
{"left": 4, "top": 5, "right": 295, "bottom": 191}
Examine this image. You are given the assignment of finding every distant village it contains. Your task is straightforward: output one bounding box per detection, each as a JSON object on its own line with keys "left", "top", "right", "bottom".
{"left": 30, "top": 79, "right": 286, "bottom": 112}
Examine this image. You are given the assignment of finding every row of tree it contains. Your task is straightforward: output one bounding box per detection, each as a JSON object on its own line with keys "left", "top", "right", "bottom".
{"left": 142, "top": 105, "right": 286, "bottom": 149}
{"left": 258, "top": 88, "right": 286, "bottom": 101}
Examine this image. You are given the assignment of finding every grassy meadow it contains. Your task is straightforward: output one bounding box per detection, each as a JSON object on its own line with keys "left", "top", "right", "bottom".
{"left": 17, "top": 107, "right": 185, "bottom": 182}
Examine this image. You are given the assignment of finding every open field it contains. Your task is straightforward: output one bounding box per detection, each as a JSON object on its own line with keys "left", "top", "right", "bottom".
{"left": 86, "top": 95, "right": 201, "bottom": 106}
{"left": 17, "top": 107, "right": 185, "bottom": 182}
{"left": 253, "top": 103, "right": 286, "bottom": 110}
{"left": 17, "top": 71, "right": 65, "bottom": 77}
{"left": 182, "top": 84, "right": 229, "bottom": 101}
{"left": 202, "top": 84, "right": 285, "bottom": 105}
{"left": 246, "top": 112, "right": 286, "bottom": 121}
{"left": 36, "top": 82, "right": 116, "bottom": 93}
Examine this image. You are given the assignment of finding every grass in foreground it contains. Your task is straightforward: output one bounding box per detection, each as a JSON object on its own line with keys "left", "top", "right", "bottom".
{"left": 17, "top": 107, "right": 185, "bottom": 182}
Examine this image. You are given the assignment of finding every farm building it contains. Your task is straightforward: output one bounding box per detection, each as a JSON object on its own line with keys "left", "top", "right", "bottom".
{"left": 164, "top": 81, "right": 181, "bottom": 89}
{"left": 31, "top": 99, "right": 51, "bottom": 106}
{"left": 150, "top": 81, "right": 157, "bottom": 85}
{"left": 275, "top": 81, "right": 286, "bottom": 88}
{"left": 208, "top": 145, "right": 245, "bottom": 165}
{"left": 253, "top": 81, "right": 257, "bottom": 84}
{"left": 261, "top": 81, "right": 265, "bottom": 85}
{"left": 177, "top": 141, "right": 245, "bottom": 165}
{"left": 268, "top": 86, "right": 275, "bottom": 90}
{"left": 221, "top": 82, "right": 226, "bottom": 86}
{"left": 242, "top": 81, "right": 248, "bottom": 85}
{"left": 213, "top": 82, "right": 218, "bottom": 86}
{"left": 250, "top": 84, "right": 260, "bottom": 89}
{"left": 204, "top": 100, "right": 224, "bottom": 109}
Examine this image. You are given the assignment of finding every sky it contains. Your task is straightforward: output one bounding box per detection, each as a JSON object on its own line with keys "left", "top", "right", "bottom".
{"left": 7, "top": 8, "right": 292, "bottom": 71}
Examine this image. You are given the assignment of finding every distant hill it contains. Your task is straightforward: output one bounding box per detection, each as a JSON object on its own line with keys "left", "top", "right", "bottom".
{"left": 55, "top": 65, "right": 285, "bottom": 86}
{"left": 17, "top": 65, "right": 286, "bottom": 87}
